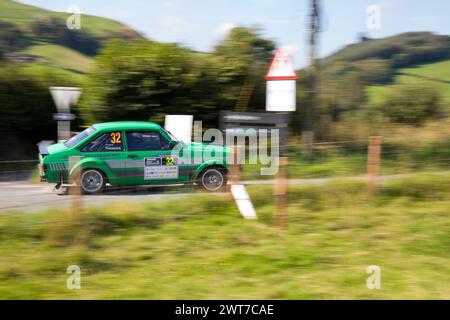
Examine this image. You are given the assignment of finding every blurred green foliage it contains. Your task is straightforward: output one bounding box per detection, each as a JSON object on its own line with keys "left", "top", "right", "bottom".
{"left": 0, "top": 63, "right": 82, "bottom": 159}
{"left": 314, "top": 32, "right": 449, "bottom": 137}
{"left": 378, "top": 82, "right": 442, "bottom": 125}
{"left": 1, "top": 0, "right": 450, "bottom": 158}
{"left": 29, "top": 16, "right": 100, "bottom": 56}
{"left": 322, "top": 32, "right": 450, "bottom": 82}
{"left": 0, "top": 21, "right": 28, "bottom": 58}
{"left": 80, "top": 27, "right": 274, "bottom": 127}
{"left": 0, "top": 0, "right": 142, "bottom": 55}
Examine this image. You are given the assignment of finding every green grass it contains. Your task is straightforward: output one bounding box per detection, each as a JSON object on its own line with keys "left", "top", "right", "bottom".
{"left": 1, "top": 173, "right": 450, "bottom": 299}
{"left": 367, "top": 60, "right": 450, "bottom": 104}
{"left": 0, "top": 0, "right": 49, "bottom": 27}
{"left": 24, "top": 44, "right": 94, "bottom": 74}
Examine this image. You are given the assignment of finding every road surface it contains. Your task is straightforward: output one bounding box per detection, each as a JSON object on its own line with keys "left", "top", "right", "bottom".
{"left": 0, "top": 175, "right": 407, "bottom": 212}
{"left": 0, "top": 182, "right": 194, "bottom": 212}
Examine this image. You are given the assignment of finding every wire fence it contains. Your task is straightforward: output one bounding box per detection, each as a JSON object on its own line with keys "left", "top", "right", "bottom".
{"left": 236, "top": 136, "right": 450, "bottom": 181}
{"left": 3, "top": 136, "right": 450, "bottom": 231}
{"left": 3, "top": 137, "right": 450, "bottom": 182}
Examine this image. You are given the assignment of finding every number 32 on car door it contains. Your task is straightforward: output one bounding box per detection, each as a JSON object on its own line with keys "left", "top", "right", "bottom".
{"left": 110, "top": 132, "right": 121, "bottom": 144}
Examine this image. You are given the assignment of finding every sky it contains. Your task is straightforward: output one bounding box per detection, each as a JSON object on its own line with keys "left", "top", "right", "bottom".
{"left": 19, "top": 0, "right": 450, "bottom": 67}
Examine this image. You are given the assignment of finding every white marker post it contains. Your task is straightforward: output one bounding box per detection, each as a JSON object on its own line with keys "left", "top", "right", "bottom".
{"left": 49, "top": 87, "right": 82, "bottom": 142}
{"left": 265, "top": 48, "right": 298, "bottom": 228}
{"left": 164, "top": 115, "right": 194, "bottom": 143}
{"left": 265, "top": 48, "right": 297, "bottom": 112}
{"left": 231, "top": 185, "right": 257, "bottom": 220}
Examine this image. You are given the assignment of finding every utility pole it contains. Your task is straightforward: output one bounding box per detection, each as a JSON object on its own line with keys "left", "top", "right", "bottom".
{"left": 302, "top": 0, "right": 319, "bottom": 152}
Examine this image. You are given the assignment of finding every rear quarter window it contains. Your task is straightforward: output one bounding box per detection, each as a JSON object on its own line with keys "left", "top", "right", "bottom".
{"left": 64, "top": 127, "right": 96, "bottom": 148}
{"left": 80, "top": 131, "right": 124, "bottom": 152}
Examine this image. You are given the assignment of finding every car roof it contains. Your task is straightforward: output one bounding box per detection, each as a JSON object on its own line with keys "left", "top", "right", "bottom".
{"left": 93, "top": 121, "right": 161, "bottom": 131}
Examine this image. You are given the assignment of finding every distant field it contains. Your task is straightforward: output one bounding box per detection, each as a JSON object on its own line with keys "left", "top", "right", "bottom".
{"left": 24, "top": 44, "right": 94, "bottom": 74}
{"left": 0, "top": 0, "right": 141, "bottom": 82}
{"left": 19, "top": 62, "right": 87, "bottom": 85}
{"left": 0, "top": 0, "right": 137, "bottom": 38}
{"left": 367, "top": 60, "right": 450, "bottom": 104}
{"left": 1, "top": 173, "right": 449, "bottom": 299}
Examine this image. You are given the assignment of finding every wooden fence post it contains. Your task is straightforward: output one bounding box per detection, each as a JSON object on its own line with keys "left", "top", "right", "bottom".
{"left": 69, "top": 156, "right": 82, "bottom": 218}
{"left": 228, "top": 145, "right": 241, "bottom": 191}
{"left": 274, "top": 157, "right": 288, "bottom": 229}
{"left": 367, "top": 136, "right": 382, "bottom": 191}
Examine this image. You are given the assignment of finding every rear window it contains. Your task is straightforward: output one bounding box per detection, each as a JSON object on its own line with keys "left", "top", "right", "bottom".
{"left": 64, "top": 127, "right": 96, "bottom": 148}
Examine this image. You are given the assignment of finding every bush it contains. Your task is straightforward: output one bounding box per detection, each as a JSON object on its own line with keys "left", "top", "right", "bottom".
{"left": 379, "top": 82, "right": 441, "bottom": 125}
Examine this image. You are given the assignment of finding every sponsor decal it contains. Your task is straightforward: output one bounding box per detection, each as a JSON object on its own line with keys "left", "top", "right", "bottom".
{"left": 144, "top": 157, "right": 178, "bottom": 180}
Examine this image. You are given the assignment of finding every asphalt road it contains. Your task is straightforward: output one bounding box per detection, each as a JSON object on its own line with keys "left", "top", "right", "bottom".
{"left": 0, "top": 174, "right": 406, "bottom": 212}
{"left": 0, "top": 182, "right": 193, "bottom": 212}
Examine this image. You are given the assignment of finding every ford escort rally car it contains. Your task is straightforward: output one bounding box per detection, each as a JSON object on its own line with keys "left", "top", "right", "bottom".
{"left": 39, "top": 121, "right": 229, "bottom": 193}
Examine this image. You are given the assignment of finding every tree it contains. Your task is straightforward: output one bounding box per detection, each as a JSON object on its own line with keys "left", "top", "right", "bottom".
{"left": 379, "top": 82, "right": 441, "bottom": 125}
{"left": 81, "top": 39, "right": 205, "bottom": 123}
{"left": 0, "top": 65, "right": 62, "bottom": 158}
{"left": 319, "top": 62, "right": 366, "bottom": 119}
{"left": 211, "top": 27, "right": 275, "bottom": 110}
{"left": 80, "top": 28, "right": 275, "bottom": 126}
{"left": 30, "top": 17, "right": 100, "bottom": 55}
{"left": 0, "top": 21, "right": 28, "bottom": 56}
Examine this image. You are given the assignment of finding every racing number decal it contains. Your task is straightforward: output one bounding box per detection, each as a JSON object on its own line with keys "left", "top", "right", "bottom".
{"left": 164, "top": 157, "right": 174, "bottom": 166}
{"left": 110, "top": 132, "right": 121, "bottom": 144}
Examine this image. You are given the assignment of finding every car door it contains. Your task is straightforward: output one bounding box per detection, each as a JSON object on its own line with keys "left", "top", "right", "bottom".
{"left": 124, "top": 130, "right": 188, "bottom": 185}
{"left": 78, "top": 130, "right": 127, "bottom": 185}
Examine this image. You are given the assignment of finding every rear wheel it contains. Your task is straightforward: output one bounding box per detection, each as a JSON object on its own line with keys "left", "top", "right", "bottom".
{"left": 79, "top": 169, "right": 106, "bottom": 194}
{"left": 199, "top": 167, "right": 226, "bottom": 192}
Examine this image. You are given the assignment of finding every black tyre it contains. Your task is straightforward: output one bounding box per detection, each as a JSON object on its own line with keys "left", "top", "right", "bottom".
{"left": 79, "top": 169, "right": 106, "bottom": 194}
{"left": 199, "top": 167, "right": 227, "bottom": 192}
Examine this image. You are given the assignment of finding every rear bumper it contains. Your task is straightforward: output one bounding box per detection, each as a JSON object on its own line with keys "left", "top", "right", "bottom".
{"left": 38, "top": 163, "right": 47, "bottom": 182}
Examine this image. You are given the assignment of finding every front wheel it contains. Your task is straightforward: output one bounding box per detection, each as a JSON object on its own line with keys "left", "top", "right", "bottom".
{"left": 79, "top": 169, "right": 106, "bottom": 194}
{"left": 199, "top": 168, "right": 227, "bottom": 192}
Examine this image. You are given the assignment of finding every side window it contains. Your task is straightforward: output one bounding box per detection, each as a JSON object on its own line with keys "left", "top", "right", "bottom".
{"left": 80, "top": 131, "right": 123, "bottom": 152}
{"left": 126, "top": 131, "right": 170, "bottom": 151}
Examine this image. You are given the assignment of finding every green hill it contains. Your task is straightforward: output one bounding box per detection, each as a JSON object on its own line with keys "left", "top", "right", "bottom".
{"left": 323, "top": 32, "right": 449, "bottom": 65}
{"left": 312, "top": 32, "right": 450, "bottom": 122}
{"left": 320, "top": 32, "right": 450, "bottom": 85}
{"left": 0, "top": 0, "right": 143, "bottom": 77}
{"left": 367, "top": 60, "right": 450, "bottom": 104}
{"left": 24, "top": 43, "right": 93, "bottom": 72}
{"left": 0, "top": 0, "right": 141, "bottom": 39}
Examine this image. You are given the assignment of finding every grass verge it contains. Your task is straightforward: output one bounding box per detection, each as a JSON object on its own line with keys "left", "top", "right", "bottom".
{"left": 1, "top": 173, "right": 450, "bottom": 299}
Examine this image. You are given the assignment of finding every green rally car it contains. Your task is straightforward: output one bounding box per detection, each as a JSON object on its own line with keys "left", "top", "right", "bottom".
{"left": 39, "top": 121, "right": 229, "bottom": 193}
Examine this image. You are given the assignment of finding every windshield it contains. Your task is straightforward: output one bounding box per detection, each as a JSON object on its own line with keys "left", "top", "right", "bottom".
{"left": 161, "top": 127, "right": 184, "bottom": 146}
{"left": 64, "top": 127, "right": 96, "bottom": 148}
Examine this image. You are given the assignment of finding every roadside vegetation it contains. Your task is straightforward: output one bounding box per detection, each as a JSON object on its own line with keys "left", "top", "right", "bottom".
{"left": 242, "top": 132, "right": 450, "bottom": 180}
{"left": 1, "top": 0, "right": 449, "bottom": 159}
{"left": 1, "top": 172, "right": 449, "bottom": 299}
